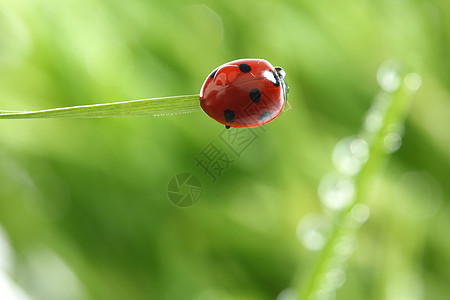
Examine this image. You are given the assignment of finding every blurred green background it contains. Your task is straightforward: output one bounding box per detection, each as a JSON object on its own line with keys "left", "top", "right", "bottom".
{"left": 1, "top": 0, "right": 449, "bottom": 299}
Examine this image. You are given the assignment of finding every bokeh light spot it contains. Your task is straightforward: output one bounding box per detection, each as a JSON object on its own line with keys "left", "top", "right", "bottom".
{"left": 297, "top": 214, "right": 331, "bottom": 251}
{"left": 351, "top": 203, "right": 370, "bottom": 223}
{"left": 383, "top": 132, "right": 403, "bottom": 153}
{"left": 276, "top": 288, "right": 297, "bottom": 300}
{"left": 377, "top": 61, "right": 402, "bottom": 92}
{"left": 404, "top": 73, "right": 422, "bottom": 91}
{"left": 327, "top": 268, "right": 346, "bottom": 289}
{"left": 332, "top": 136, "right": 369, "bottom": 175}
{"left": 318, "top": 173, "right": 356, "bottom": 211}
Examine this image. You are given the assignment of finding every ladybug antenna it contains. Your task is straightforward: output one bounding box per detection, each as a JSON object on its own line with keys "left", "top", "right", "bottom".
{"left": 275, "top": 67, "right": 286, "bottom": 79}
{"left": 275, "top": 67, "right": 289, "bottom": 106}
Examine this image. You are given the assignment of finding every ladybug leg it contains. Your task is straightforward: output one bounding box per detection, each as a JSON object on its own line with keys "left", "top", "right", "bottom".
{"left": 225, "top": 125, "right": 231, "bottom": 129}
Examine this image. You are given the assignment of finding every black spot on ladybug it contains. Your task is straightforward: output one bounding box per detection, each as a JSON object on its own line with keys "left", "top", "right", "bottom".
{"left": 224, "top": 109, "right": 235, "bottom": 122}
{"left": 239, "top": 64, "right": 251, "bottom": 73}
{"left": 249, "top": 88, "right": 261, "bottom": 103}
{"left": 209, "top": 69, "right": 218, "bottom": 78}
{"left": 258, "top": 112, "right": 272, "bottom": 121}
{"left": 225, "top": 125, "right": 231, "bottom": 129}
{"left": 268, "top": 70, "right": 280, "bottom": 87}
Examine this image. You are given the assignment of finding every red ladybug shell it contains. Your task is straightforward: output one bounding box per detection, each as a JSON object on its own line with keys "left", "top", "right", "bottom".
{"left": 200, "top": 59, "right": 287, "bottom": 128}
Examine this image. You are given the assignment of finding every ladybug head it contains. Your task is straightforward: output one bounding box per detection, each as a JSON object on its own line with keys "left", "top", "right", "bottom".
{"left": 275, "top": 67, "right": 289, "bottom": 105}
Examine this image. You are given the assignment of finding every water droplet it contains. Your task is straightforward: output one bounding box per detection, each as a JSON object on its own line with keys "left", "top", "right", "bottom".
{"left": 296, "top": 214, "right": 331, "bottom": 251}
{"left": 404, "top": 73, "right": 422, "bottom": 91}
{"left": 277, "top": 288, "right": 297, "bottom": 300}
{"left": 314, "top": 289, "right": 336, "bottom": 300}
{"left": 0, "top": 225, "right": 12, "bottom": 272}
{"left": 327, "top": 268, "right": 346, "bottom": 289}
{"left": 351, "top": 203, "right": 370, "bottom": 223}
{"left": 350, "top": 138, "right": 369, "bottom": 158}
{"left": 318, "top": 173, "right": 356, "bottom": 211}
{"left": 383, "top": 132, "right": 402, "bottom": 153}
{"left": 388, "top": 123, "right": 405, "bottom": 136}
{"left": 19, "top": 248, "right": 85, "bottom": 300}
{"left": 364, "top": 111, "right": 383, "bottom": 132}
{"left": 334, "top": 236, "right": 355, "bottom": 259}
{"left": 373, "top": 92, "right": 391, "bottom": 110}
{"left": 377, "top": 61, "right": 402, "bottom": 92}
{"left": 332, "top": 137, "right": 369, "bottom": 175}
{"left": 364, "top": 93, "right": 391, "bottom": 133}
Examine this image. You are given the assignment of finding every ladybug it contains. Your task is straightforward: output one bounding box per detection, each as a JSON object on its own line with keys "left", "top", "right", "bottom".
{"left": 200, "top": 59, "right": 288, "bottom": 128}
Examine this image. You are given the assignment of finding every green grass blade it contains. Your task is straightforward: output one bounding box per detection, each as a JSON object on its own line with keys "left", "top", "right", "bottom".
{"left": 0, "top": 95, "right": 201, "bottom": 119}
{"left": 294, "top": 68, "right": 421, "bottom": 300}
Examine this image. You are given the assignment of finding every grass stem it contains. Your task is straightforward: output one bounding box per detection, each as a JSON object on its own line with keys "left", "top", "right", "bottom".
{"left": 0, "top": 95, "right": 201, "bottom": 119}
{"left": 295, "top": 69, "right": 420, "bottom": 300}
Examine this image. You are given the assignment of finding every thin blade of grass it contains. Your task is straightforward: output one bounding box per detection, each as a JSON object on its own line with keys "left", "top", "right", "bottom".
{"left": 293, "top": 67, "right": 420, "bottom": 300}
{"left": 0, "top": 95, "right": 201, "bottom": 119}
